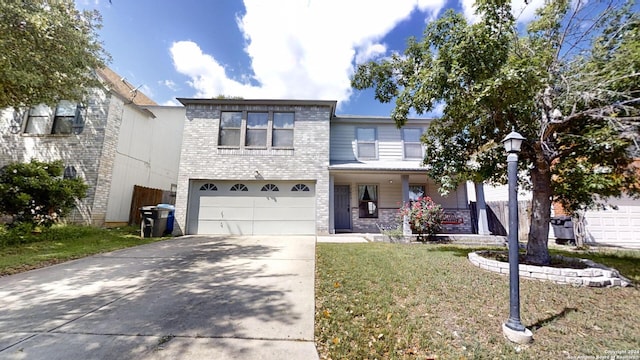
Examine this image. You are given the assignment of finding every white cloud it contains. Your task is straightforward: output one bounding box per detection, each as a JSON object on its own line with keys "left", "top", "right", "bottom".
{"left": 170, "top": 0, "right": 446, "bottom": 108}
{"left": 160, "top": 79, "right": 179, "bottom": 91}
{"left": 460, "top": 0, "right": 546, "bottom": 24}
{"left": 161, "top": 99, "right": 181, "bottom": 106}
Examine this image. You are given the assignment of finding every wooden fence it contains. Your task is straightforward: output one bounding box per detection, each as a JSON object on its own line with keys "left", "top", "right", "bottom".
{"left": 129, "top": 185, "right": 173, "bottom": 225}
{"left": 471, "top": 200, "right": 532, "bottom": 240}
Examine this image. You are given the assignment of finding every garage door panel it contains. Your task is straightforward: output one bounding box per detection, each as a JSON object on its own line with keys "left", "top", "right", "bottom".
{"left": 199, "top": 206, "right": 253, "bottom": 221}
{"left": 200, "top": 196, "right": 254, "bottom": 207}
{"left": 190, "top": 180, "right": 316, "bottom": 235}
{"left": 253, "top": 221, "right": 316, "bottom": 235}
{"left": 198, "top": 220, "right": 253, "bottom": 235}
{"left": 254, "top": 207, "right": 315, "bottom": 221}
{"left": 254, "top": 196, "right": 315, "bottom": 207}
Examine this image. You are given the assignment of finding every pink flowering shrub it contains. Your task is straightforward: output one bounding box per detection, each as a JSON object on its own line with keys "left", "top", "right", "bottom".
{"left": 398, "top": 196, "right": 444, "bottom": 239}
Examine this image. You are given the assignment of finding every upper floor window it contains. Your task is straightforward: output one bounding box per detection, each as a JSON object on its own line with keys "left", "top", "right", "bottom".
{"left": 272, "top": 112, "right": 294, "bottom": 147}
{"left": 219, "top": 112, "right": 242, "bottom": 146}
{"left": 218, "top": 111, "right": 295, "bottom": 149}
{"left": 246, "top": 112, "right": 268, "bottom": 147}
{"left": 402, "top": 128, "right": 423, "bottom": 159}
{"left": 23, "top": 101, "right": 84, "bottom": 135}
{"left": 24, "top": 104, "right": 50, "bottom": 135}
{"left": 356, "top": 127, "right": 377, "bottom": 159}
{"left": 52, "top": 101, "right": 82, "bottom": 134}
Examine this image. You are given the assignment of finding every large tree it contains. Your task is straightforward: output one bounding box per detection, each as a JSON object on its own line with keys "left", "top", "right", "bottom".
{"left": 0, "top": 0, "right": 109, "bottom": 108}
{"left": 352, "top": 0, "right": 640, "bottom": 264}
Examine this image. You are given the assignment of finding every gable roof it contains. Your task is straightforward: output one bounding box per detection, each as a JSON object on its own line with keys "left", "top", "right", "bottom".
{"left": 96, "top": 67, "right": 157, "bottom": 106}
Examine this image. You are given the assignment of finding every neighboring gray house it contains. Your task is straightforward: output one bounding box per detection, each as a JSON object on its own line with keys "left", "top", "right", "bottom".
{"left": 0, "top": 67, "right": 185, "bottom": 227}
{"left": 174, "top": 98, "right": 471, "bottom": 236}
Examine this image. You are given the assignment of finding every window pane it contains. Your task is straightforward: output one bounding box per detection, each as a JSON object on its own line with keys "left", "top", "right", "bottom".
{"left": 272, "top": 129, "right": 293, "bottom": 147}
{"left": 357, "top": 128, "right": 375, "bottom": 141}
{"left": 246, "top": 129, "right": 267, "bottom": 146}
{"left": 29, "top": 104, "right": 50, "bottom": 117}
{"left": 219, "top": 129, "right": 240, "bottom": 146}
{"left": 247, "top": 112, "right": 268, "bottom": 128}
{"left": 404, "top": 143, "right": 423, "bottom": 159}
{"left": 409, "top": 185, "right": 425, "bottom": 201}
{"left": 24, "top": 117, "right": 48, "bottom": 134}
{"left": 220, "top": 112, "right": 242, "bottom": 127}
{"left": 403, "top": 128, "right": 421, "bottom": 142}
{"left": 55, "top": 101, "right": 76, "bottom": 116}
{"left": 358, "top": 143, "right": 376, "bottom": 158}
{"left": 273, "top": 112, "right": 294, "bottom": 128}
{"left": 52, "top": 117, "right": 73, "bottom": 134}
{"left": 358, "top": 185, "right": 378, "bottom": 218}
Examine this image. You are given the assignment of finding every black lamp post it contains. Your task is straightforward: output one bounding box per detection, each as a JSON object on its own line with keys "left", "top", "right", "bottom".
{"left": 501, "top": 130, "right": 533, "bottom": 343}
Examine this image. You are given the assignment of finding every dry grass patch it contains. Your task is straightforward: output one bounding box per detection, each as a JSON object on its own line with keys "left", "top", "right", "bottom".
{"left": 315, "top": 243, "right": 640, "bottom": 359}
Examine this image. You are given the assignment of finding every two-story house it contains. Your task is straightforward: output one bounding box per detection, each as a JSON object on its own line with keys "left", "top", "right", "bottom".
{"left": 174, "top": 98, "right": 472, "bottom": 236}
{"left": 0, "top": 67, "right": 185, "bottom": 227}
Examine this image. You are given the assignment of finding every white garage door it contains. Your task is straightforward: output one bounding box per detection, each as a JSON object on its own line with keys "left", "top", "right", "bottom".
{"left": 584, "top": 196, "right": 640, "bottom": 249}
{"left": 188, "top": 180, "right": 316, "bottom": 235}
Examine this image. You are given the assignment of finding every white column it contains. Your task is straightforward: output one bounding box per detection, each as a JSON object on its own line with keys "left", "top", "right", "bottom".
{"left": 329, "top": 175, "right": 335, "bottom": 234}
{"left": 475, "top": 182, "right": 491, "bottom": 235}
{"left": 401, "top": 175, "right": 411, "bottom": 235}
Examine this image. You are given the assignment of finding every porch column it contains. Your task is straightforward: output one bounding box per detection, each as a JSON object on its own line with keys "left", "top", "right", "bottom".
{"left": 401, "top": 175, "right": 411, "bottom": 236}
{"left": 475, "top": 182, "right": 491, "bottom": 235}
{"left": 329, "top": 175, "right": 335, "bottom": 234}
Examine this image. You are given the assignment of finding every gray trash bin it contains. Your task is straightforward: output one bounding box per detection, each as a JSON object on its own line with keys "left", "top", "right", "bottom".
{"left": 139, "top": 206, "right": 170, "bottom": 238}
{"left": 550, "top": 216, "right": 574, "bottom": 244}
{"left": 156, "top": 204, "right": 175, "bottom": 234}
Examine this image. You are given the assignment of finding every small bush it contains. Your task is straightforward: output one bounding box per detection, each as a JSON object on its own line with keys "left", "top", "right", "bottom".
{"left": 0, "top": 222, "right": 36, "bottom": 247}
{"left": 0, "top": 159, "right": 88, "bottom": 227}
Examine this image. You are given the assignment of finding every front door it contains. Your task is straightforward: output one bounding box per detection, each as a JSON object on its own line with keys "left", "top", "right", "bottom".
{"left": 334, "top": 185, "right": 351, "bottom": 231}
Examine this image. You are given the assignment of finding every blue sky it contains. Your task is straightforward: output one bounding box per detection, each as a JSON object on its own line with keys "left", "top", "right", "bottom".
{"left": 76, "top": 0, "right": 546, "bottom": 116}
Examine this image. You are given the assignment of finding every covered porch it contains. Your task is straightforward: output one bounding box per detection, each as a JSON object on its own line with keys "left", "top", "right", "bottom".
{"left": 328, "top": 165, "right": 473, "bottom": 234}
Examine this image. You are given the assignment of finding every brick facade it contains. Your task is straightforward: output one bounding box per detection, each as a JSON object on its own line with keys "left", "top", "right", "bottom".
{"left": 174, "top": 99, "right": 335, "bottom": 235}
{"left": 0, "top": 87, "right": 115, "bottom": 225}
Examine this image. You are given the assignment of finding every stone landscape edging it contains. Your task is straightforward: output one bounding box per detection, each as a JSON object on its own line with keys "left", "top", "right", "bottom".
{"left": 468, "top": 251, "right": 632, "bottom": 287}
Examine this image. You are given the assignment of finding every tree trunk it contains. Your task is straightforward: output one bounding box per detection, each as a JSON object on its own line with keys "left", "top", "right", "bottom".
{"left": 526, "top": 152, "right": 553, "bottom": 265}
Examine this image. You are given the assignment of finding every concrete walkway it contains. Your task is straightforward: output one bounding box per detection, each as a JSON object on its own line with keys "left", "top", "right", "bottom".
{"left": 0, "top": 236, "right": 318, "bottom": 360}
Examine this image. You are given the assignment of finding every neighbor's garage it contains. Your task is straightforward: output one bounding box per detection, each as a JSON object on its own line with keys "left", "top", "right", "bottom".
{"left": 584, "top": 195, "right": 640, "bottom": 249}
{"left": 187, "top": 180, "right": 316, "bottom": 235}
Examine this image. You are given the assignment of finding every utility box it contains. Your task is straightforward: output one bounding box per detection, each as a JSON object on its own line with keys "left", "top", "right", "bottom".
{"left": 550, "top": 216, "right": 574, "bottom": 244}
{"left": 139, "top": 206, "right": 170, "bottom": 238}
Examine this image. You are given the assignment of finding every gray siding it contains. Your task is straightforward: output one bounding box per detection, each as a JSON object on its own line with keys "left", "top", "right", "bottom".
{"left": 330, "top": 118, "right": 430, "bottom": 162}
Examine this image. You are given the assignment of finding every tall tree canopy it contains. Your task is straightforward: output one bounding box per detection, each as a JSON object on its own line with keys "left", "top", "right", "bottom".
{"left": 0, "top": 0, "right": 109, "bottom": 108}
{"left": 352, "top": 0, "right": 640, "bottom": 264}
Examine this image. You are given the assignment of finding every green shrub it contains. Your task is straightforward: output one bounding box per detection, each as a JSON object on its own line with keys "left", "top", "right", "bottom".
{"left": 398, "top": 196, "right": 444, "bottom": 239}
{"left": 0, "top": 159, "right": 87, "bottom": 227}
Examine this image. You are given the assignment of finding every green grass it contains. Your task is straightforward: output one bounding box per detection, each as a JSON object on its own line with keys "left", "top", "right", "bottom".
{"left": 0, "top": 225, "right": 169, "bottom": 276}
{"left": 315, "top": 243, "right": 640, "bottom": 359}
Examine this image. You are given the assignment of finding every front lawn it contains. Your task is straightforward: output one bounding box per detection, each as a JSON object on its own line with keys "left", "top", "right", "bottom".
{"left": 315, "top": 243, "right": 640, "bottom": 359}
{"left": 0, "top": 225, "right": 168, "bottom": 276}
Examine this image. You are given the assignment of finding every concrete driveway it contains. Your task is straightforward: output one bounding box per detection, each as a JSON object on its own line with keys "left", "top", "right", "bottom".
{"left": 0, "top": 236, "right": 318, "bottom": 360}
